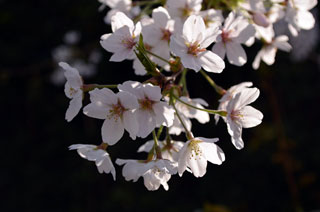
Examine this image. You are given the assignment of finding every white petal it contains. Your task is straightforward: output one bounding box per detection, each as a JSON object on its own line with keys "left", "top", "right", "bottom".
{"left": 153, "top": 102, "right": 175, "bottom": 127}
{"left": 187, "top": 153, "right": 207, "bottom": 177}
{"left": 183, "top": 15, "right": 206, "bottom": 43}
{"left": 240, "top": 106, "right": 263, "bottom": 128}
{"left": 89, "top": 88, "right": 117, "bottom": 105}
{"left": 111, "top": 12, "right": 134, "bottom": 32}
{"left": 296, "top": 10, "right": 315, "bottom": 30}
{"left": 211, "top": 42, "right": 226, "bottom": 59}
{"left": 227, "top": 118, "right": 244, "bottom": 150}
{"left": 153, "top": 6, "right": 170, "bottom": 28}
{"left": 226, "top": 42, "right": 247, "bottom": 66}
{"left": 136, "top": 109, "right": 156, "bottom": 138}
{"left": 101, "top": 118, "right": 124, "bottom": 145}
{"left": 199, "top": 141, "right": 225, "bottom": 165}
{"left": 117, "top": 91, "right": 139, "bottom": 109}
{"left": 65, "top": 93, "right": 82, "bottom": 122}
{"left": 123, "top": 110, "right": 138, "bottom": 140}
{"left": 198, "top": 51, "right": 225, "bottom": 73}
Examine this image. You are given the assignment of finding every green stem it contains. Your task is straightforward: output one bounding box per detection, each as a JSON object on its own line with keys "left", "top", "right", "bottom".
{"left": 145, "top": 50, "right": 170, "bottom": 64}
{"left": 170, "top": 95, "right": 194, "bottom": 140}
{"left": 152, "top": 130, "right": 162, "bottom": 159}
{"left": 179, "top": 69, "right": 188, "bottom": 95}
{"left": 172, "top": 93, "right": 227, "bottom": 117}
{"left": 157, "top": 125, "right": 164, "bottom": 140}
{"left": 199, "top": 69, "right": 226, "bottom": 95}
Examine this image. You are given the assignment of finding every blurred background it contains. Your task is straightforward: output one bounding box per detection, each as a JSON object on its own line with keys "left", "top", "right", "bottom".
{"left": 1, "top": 0, "right": 320, "bottom": 211}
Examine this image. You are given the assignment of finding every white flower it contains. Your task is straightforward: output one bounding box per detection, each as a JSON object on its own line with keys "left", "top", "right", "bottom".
{"left": 170, "top": 15, "right": 225, "bottom": 73}
{"left": 212, "top": 12, "right": 255, "bottom": 66}
{"left": 215, "top": 82, "right": 254, "bottom": 124}
{"left": 69, "top": 144, "right": 116, "bottom": 180}
{"left": 100, "top": 12, "right": 141, "bottom": 62}
{"left": 99, "top": 0, "right": 132, "bottom": 23}
{"left": 83, "top": 88, "right": 139, "bottom": 145}
{"left": 138, "top": 140, "right": 184, "bottom": 162}
{"left": 285, "top": 0, "right": 317, "bottom": 36}
{"left": 198, "top": 9, "right": 224, "bottom": 28}
{"left": 118, "top": 81, "right": 175, "bottom": 138}
{"left": 176, "top": 97, "right": 210, "bottom": 124}
{"left": 169, "top": 112, "right": 192, "bottom": 135}
{"left": 166, "top": 0, "right": 202, "bottom": 20}
{"left": 116, "top": 159, "right": 177, "bottom": 191}
{"left": 226, "top": 87, "right": 263, "bottom": 149}
{"left": 142, "top": 7, "right": 176, "bottom": 67}
{"left": 59, "top": 62, "right": 83, "bottom": 122}
{"left": 178, "top": 137, "right": 225, "bottom": 178}
{"left": 252, "top": 35, "right": 292, "bottom": 70}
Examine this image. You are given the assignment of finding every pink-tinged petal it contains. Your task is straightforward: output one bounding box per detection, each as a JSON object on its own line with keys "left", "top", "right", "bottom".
{"left": 183, "top": 15, "right": 206, "bottom": 43}
{"left": 122, "top": 110, "right": 138, "bottom": 140}
{"left": 223, "top": 12, "right": 236, "bottom": 30}
{"left": 101, "top": 118, "right": 124, "bottom": 145}
{"left": 142, "top": 25, "right": 162, "bottom": 46}
{"left": 136, "top": 109, "right": 156, "bottom": 138}
{"left": 227, "top": 118, "right": 244, "bottom": 150}
{"left": 89, "top": 88, "right": 117, "bottom": 105}
{"left": 200, "top": 141, "right": 225, "bottom": 165}
{"left": 117, "top": 91, "right": 139, "bottom": 109}
{"left": 152, "top": 6, "right": 170, "bottom": 28}
{"left": 187, "top": 152, "right": 207, "bottom": 177}
{"left": 198, "top": 51, "right": 225, "bottom": 73}
{"left": 212, "top": 42, "right": 226, "bottom": 59}
{"left": 153, "top": 102, "right": 175, "bottom": 127}
{"left": 110, "top": 49, "right": 134, "bottom": 62}
{"left": 111, "top": 12, "right": 134, "bottom": 32}
{"left": 226, "top": 42, "right": 247, "bottom": 66}
{"left": 66, "top": 94, "right": 82, "bottom": 122}
{"left": 240, "top": 106, "right": 263, "bottom": 128}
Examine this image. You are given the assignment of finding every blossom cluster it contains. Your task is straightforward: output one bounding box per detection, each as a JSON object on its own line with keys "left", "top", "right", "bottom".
{"left": 60, "top": 0, "right": 318, "bottom": 191}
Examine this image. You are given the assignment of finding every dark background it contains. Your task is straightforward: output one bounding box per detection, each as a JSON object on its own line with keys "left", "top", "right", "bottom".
{"left": 1, "top": 0, "right": 320, "bottom": 211}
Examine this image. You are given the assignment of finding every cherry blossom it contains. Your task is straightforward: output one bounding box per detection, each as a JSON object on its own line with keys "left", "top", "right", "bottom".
{"left": 226, "top": 88, "right": 263, "bottom": 149}
{"left": 212, "top": 12, "right": 255, "bottom": 66}
{"left": 116, "top": 159, "right": 177, "bottom": 191}
{"left": 100, "top": 12, "right": 141, "bottom": 62}
{"left": 59, "top": 62, "right": 83, "bottom": 122}
{"left": 170, "top": 15, "right": 225, "bottom": 73}
{"left": 252, "top": 35, "right": 292, "bottom": 70}
{"left": 118, "top": 81, "right": 174, "bottom": 138}
{"left": 166, "top": 0, "right": 202, "bottom": 20}
{"left": 83, "top": 88, "right": 139, "bottom": 145}
{"left": 178, "top": 137, "right": 225, "bottom": 177}
{"left": 138, "top": 139, "right": 184, "bottom": 162}
{"left": 69, "top": 144, "right": 116, "bottom": 180}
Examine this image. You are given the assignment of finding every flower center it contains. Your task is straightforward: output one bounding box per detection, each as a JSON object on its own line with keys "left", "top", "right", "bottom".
{"left": 221, "top": 30, "right": 231, "bottom": 43}
{"left": 69, "top": 87, "right": 77, "bottom": 96}
{"left": 161, "top": 29, "right": 172, "bottom": 41}
{"left": 139, "top": 97, "right": 154, "bottom": 111}
{"left": 230, "top": 110, "right": 243, "bottom": 122}
{"left": 107, "top": 101, "right": 126, "bottom": 121}
{"left": 122, "top": 36, "right": 136, "bottom": 50}
{"left": 188, "top": 139, "right": 202, "bottom": 159}
{"left": 187, "top": 42, "right": 206, "bottom": 56}
{"left": 181, "top": 5, "right": 192, "bottom": 17}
